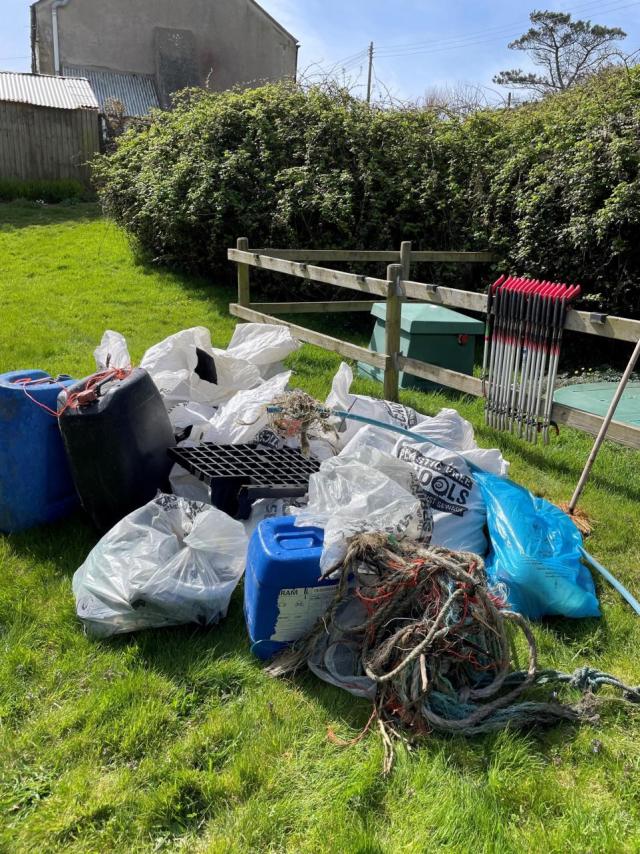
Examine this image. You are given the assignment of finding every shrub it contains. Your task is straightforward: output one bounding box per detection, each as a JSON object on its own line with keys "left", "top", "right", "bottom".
{"left": 94, "top": 69, "right": 640, "bottom": 316}
{"left": 0, "top": 178, "right": 86, "bottom": 204}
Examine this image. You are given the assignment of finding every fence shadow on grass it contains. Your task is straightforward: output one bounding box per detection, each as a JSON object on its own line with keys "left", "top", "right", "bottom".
{"left": 0, "top": 200, "right": 102, "bottom": 232}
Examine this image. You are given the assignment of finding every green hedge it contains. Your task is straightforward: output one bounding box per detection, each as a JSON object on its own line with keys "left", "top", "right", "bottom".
{"left": 94, "top": 69, "right": 640, "bottom": 316}
{"left": 0, "top": 178, "right": 86, "bottom": 204}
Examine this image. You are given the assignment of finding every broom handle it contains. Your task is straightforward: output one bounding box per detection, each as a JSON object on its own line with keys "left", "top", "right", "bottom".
{"left": 568, "top": 335, "right": 640, "bottom": 513}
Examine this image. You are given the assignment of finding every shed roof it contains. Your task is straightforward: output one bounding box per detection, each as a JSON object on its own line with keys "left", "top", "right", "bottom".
{"left": 63, "top": 66, "right": 160, "bottom": 117}
{"left": 0, "top": 71, "right": 99, "bottom": 110}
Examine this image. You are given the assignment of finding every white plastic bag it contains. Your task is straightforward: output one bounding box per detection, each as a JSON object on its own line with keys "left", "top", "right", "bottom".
{"left": 94, "top": 330, "right": 132, "bottom": 371}
{"left": 169, "top": 400, "right": 219, "bottom": 434}
{"left": 294, "top": 448, "right": 427, "bottom": 573}
{"left": 193, "top": 371, "right": 292, "bottom": 444}
{"left": 168, "top": 470, "right": 308, "bottom": 538}
{"left": 73, "top": 495, "right": 248, "bottom": 637}
{"left": 140, "top": 327, "right": 262, "bottom": 417}
{"left": 226, "top": 323, "right": 300, "bottom": 379}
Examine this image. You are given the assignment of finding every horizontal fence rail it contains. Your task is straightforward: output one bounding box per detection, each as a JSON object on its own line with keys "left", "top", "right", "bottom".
{"left": 228, "top": 239, "right": 640, "bottom": 449}
{"left": 227, "top": 249, "right": 390, "bottom": 298}
{"left": 249, "top": 248, "right": 495, "bottom": 264}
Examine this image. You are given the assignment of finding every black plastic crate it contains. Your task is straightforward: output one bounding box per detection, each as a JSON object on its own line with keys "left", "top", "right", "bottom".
{"left": 168, "top": 443, "right": 320, "bottom": 519}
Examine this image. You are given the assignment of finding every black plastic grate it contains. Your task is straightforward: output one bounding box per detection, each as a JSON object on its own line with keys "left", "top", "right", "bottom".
{"left": 168, "top": 443, "right": 320, "bottom": 519}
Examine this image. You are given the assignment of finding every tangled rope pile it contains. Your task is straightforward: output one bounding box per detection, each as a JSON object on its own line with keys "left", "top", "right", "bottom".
{"left": 267, "top": 389, "right": 337, "bottom": 456}
{"left": 267, "top": 534, "right": 640, "bottom": 774}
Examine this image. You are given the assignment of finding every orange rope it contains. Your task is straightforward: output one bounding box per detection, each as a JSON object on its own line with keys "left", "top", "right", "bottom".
{"left": 13, "top": 368, "right": 131, "bottom": 418}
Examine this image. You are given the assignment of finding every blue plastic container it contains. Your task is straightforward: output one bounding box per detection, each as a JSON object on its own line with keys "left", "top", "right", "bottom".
{"left": 244, "top": 516, "right": 336, "bottom": 660}
{"left": 0, "top": 370, "right": 78, "bottom": 533}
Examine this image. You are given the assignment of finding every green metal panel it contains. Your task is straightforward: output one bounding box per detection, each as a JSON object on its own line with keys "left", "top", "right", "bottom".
{"left": 358, "top": 307, "right": 481, "bottom": 392}
{"left": 554, "top": 381, "right": 640, "bottom": 427}
{"left": 371, "top": 302, "right": 484, "bottom": 335}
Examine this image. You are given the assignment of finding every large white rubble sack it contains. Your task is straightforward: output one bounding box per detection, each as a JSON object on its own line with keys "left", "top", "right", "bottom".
{"left": 327, "top": 363, "right": 476, "bottom": 450}
{"left": 94, "top": 330, "right": 132, "bottom": 371}
{"left": 140, "top": 327, "right": 262, "bottom": 417}
{"left": 409, "top": 408, "right": 476, "bottom": 452}
{"left": 73, "top": 494, "right": 248, "bottom": 638}
{"left": 326, "top": 362, "right": 425, "bottom": 446}
{"left": 459, "top": 447, "right": 509, "bottom": 477}
{"left": 393, "top": 438, "right": 489, "bottom": 556}
{"left": 226, "top": 323, "right": 301, "bottom": 378}
{"left": 330, "top": 363, "right": 509, "bottom": 475}
{"left": 341, "top": 423, "right": 508, "bottom": 478}
{"left": 193, "top": 371, "right": 292, "bottom": 444}
{"left": 294, "top": 448, "right": 427, "bottom": 573}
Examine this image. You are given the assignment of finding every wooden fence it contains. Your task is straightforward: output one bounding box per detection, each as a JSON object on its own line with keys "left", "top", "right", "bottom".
{"left": 0, "top": 101, "right": 100, "bottom": 184}
{"left": 228, "top": 239, "right": 640, "bottom": 449}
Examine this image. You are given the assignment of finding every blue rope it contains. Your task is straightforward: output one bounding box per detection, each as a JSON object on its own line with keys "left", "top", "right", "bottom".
{"left": 580, "top": 549, "right": 640, "bottom": 617}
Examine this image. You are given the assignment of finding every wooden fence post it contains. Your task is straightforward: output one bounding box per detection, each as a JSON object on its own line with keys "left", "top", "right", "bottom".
{"left": 384, "top": 263, "right": 403, "bottom": 402}
{"left": 236, "top": 237, "right": 250, "bottom": 307}
{"left": 400, "top": 240, "right": 412, "bottom": 281}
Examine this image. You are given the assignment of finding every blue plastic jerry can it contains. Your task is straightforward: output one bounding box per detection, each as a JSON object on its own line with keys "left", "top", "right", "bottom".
{"left": 244, "top": 516, "right": 336, "bottom": 661}
{"left": 0, "top": 370, "right": 78, "bottom": 533}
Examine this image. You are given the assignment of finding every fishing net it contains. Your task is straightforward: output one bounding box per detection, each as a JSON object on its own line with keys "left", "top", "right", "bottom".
{"left": 267, "top": 533, "right": 640, "bottom": 774}
{"left": 267, "top": 389, "right": 337, "bottom": 456}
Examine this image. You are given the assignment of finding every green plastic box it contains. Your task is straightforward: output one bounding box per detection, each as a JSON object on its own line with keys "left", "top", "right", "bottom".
{"left": 358, "top": 302, "right": 484, "bottom": 392}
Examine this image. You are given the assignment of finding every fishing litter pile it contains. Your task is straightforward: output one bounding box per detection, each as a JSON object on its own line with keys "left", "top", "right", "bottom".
{"left": 267, "top": 389, "right": 337, "bottom": 455}
{"left": 268, "top": 533, "right": 640, "bottom": 773}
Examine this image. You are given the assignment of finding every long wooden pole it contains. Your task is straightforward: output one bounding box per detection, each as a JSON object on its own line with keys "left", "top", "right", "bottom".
{"left": 568, "top": 336, "right": 640, "bottom": 513}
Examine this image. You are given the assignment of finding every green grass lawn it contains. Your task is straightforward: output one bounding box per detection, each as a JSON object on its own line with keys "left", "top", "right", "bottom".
{"left": 1, "top": 201, "right": 640, "bottom": 853}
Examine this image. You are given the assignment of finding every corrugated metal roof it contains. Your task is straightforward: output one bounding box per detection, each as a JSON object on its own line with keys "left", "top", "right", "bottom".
{"left": 0, "top": 71, "right": 99, "bottom": 110}
{"left": 63, "top": 66, "right": 160, "bottom": 117}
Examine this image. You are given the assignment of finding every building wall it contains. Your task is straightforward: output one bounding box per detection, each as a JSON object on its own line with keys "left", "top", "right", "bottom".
{"left": 0, "top": 101, "right": 100, "bottom": 183}
{"left": 33, "top": 0, "right": 298, "bottom": 97}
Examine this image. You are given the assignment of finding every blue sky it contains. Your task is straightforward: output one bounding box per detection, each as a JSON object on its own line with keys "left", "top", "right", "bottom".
{"left": 2, "top": 0, "right": 639, "bottom": 101}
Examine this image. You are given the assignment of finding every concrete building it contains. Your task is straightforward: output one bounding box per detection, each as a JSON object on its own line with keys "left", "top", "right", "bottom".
{"left": 30, "top": 0, "right": 299, "bottom": 115}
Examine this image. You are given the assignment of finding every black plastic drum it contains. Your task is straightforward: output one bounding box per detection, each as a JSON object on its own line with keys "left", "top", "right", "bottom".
{"left": 59, "top": 368, "right": 175, "bottom": 531}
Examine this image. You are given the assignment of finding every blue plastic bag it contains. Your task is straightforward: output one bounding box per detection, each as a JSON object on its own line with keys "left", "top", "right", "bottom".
{"left": 475, "top": 472, "right": 600, "bottom": 620}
